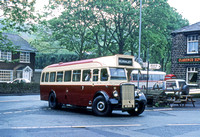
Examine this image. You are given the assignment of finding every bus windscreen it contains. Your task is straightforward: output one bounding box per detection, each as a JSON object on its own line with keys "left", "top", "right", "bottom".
{"left": 110, "top": 68, "right": 126, "bottom": 80}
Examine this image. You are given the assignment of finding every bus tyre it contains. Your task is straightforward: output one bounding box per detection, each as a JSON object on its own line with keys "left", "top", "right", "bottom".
{"left": 49, "top": 92, "right": 59, "bottom": 109}
{"left": 127, "top": 102, "right": 145, "bottom": 116}
{"left": 92, "top": 96, "right": 112, "bottom": 116}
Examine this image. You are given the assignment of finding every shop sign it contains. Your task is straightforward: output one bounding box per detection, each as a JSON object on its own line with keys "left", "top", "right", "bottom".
{"left": 177, "top": 57, "right": 200, "bottom": 63}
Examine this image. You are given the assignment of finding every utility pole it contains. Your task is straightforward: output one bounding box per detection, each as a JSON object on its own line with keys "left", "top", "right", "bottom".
{"left": 137, "top": 0, "right": 142, "bottom": 88}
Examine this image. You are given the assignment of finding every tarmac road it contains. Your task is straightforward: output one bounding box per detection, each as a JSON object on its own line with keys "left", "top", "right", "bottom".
{"left": 0, "top": 95, "right": 200, "bottom": 137}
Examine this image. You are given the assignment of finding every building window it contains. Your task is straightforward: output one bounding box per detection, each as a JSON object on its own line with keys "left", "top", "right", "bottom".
{"left": 187, "top": 35, "right": 198, "bottom": 54}
{"left": 0, "top": 51, "right": 12, "bottom": 61}
{"left": 0, "top": 70, "right": 13, "bottom": 82}
{"left": 20, "top": 52, "right": 30, "bottom": 63}
{"left": 187, "top": 67, "right": 198, "bottom": 85}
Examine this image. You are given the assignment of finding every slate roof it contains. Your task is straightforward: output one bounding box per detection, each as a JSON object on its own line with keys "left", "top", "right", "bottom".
{"left": 172, "top": 22, "right": 200, "bottom": 34}
{"left": 2, "top": 33, "right": 37, "bottom": 52}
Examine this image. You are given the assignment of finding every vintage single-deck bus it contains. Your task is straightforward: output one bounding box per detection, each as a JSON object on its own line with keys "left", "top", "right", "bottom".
{"left": 40, "top": 55, "right": 147, "bottom": 116}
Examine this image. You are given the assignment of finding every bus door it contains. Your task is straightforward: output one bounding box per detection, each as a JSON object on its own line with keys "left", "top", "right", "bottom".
{"left": 63, "top": 70, "right": 74, "bottom": 104}
{"left": 80, "top": 69, "right": 93, "bottom": 106}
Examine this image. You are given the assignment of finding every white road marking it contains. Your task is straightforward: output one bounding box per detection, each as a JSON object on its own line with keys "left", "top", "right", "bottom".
{"left": 168, "top": 124, "right": 200, "bottom": 126}
{"left": 0, "top": 99, "right": 38, "bottom": 103}
{"left": 145, "top": 108, "right": 173, "bottom": 112}
{"left": 3, "top": 112, "right": 13, "bottom": 114}
{"left": 14, "top": 111, "right": 22, "bottom": 114}
{"left": 11, "top": 124, "right": 142, "bottom": 129}
{"left": 0, "top": 100, "right": 20, "bottom": 103}
{"left": 1, "top": 108, "right": 44, "bottom": 115}
{"left": 153, "top": 108, "right": 173, "bottom": 111}
{"left": 11, "top": 123, "right": 200, "bottom": 130}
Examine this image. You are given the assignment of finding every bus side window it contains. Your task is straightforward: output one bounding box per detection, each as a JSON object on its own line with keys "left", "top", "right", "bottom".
{"left": 93, "top": 69, "right": 99, "bottom": 81}
{"left": 73, "top": 70, "right": 81, "bottom": 82}
{"left": 57, "top": 71, "right": 63, "bottom": 82}
{"left": 82, "top": 70, "right": 91, "bottom": 82}
{"left": 50, "top": 72, "right": 56, "bottom": 82}
{"left": 41, "top": 73, "right": 45, "bottom": 82}
{"left": 101, "top": 69, "right": 108, "bottom": 81}
{"left": 45, "top": 72, "right": 49, "bottom": 82}
{"left": 64, "top": 71, "right": 72, "bottom": 82}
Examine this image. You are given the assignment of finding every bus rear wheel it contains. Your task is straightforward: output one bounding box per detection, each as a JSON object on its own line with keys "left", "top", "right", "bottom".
{"left": 92, "top": 96, "right": 112, "bottom": 116}
{"left": 48, "top": 92, "right": 60, "bottom": 109}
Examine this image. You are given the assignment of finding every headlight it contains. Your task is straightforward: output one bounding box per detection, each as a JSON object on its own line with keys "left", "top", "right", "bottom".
{"left": 138, "top": 91, "right": 144, "bottom": 97}
{"left": 135, "top": 89, "right": 143, "bottom": 97}
{"left": 113, "top": 90, "right": 119, "bottom": 98}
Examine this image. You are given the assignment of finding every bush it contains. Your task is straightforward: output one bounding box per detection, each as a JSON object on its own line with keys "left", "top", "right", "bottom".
{"left": 35, "top": 53, "right": 79, "bottom": 69}
{"left": 0, "top": 83, "right": 40, "bottom": 94}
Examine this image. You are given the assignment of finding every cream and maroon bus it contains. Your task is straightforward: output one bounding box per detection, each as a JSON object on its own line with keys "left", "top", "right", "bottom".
{"left": 40, "top": 55, "right": 147, "bottom": 116}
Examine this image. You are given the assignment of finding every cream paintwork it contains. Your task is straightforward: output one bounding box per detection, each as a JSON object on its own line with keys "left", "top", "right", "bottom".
{"left": 40, "top": 55, "right": 142, "bottom": 85}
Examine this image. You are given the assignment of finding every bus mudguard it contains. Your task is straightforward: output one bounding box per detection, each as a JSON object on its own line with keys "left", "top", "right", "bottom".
{"left": 49, "top": 90, "right": 56, "bottom": 98}
{"left": 94, "top": 91, "right": 118, "bottom": 105}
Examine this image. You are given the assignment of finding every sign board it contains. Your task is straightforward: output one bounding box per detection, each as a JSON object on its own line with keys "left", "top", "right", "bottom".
{"left": 118, "top": 58, "right": 133, "bottom": 66}
{"left": 177, "top": 57, "right": 200, "bottom": 63}
{"left": 149, "top": 64, "right": 161, "bottom": 69}
{"left": 143, "top": 62, "right": 161, "bottom": 69}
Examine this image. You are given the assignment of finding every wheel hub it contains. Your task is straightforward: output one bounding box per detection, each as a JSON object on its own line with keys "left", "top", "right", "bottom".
{"left": 97, "top": 101, "right": 105, "bottom": 111}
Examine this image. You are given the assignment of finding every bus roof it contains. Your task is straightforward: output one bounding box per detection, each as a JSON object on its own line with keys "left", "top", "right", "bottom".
{"left": 42, "top": 54, "right": 142, "bottom": 72}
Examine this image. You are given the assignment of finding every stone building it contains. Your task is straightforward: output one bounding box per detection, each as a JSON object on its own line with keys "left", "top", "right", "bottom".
{"left": 0, "top": 33, "right": 37, "bottom": 83}
{"left": 171, "top": 22, "right": 200, "bottom": 88}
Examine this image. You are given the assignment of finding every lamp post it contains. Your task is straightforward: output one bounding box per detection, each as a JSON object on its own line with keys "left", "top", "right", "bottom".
{"left": 137, "top": 0, "right": 142, "bottom": 88}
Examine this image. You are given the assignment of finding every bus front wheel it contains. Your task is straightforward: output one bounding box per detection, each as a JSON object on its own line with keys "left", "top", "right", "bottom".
{"left": 127, "top": 102, "right": 145, "bottom": 116}
{"left": 92, "top": 96, "right": 112, "bottom": 116}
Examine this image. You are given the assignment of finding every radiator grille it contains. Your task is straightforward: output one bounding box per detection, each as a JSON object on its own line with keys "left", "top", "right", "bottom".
{"left": 121, "top": 84, "right": 135, "bottom": 109}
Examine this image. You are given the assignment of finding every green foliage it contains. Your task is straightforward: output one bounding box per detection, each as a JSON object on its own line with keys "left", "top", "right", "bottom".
{"left": 35, "top": 53, "right": 79, "bottom": 69}
{"left": 35, "top": 0, "right": 188, "bottom": 73}
{"left": 142, "top": 0, "right": 189, "bottom": 72}
{"left": 0, "top": 0, "right": 38, "bottom": 53}
{"left": 0, "top": 83, "right": 39, "bottom": 94}
{"left": 0, "top": 0, "right": 37, "bottom": 33}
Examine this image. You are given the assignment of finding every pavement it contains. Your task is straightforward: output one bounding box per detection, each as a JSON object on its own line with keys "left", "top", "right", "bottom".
{"left": 146, "top": 97, "right": 200, "bottom": 112}
{"left": 190, "top": 89, "right": 200, "bottom": 95}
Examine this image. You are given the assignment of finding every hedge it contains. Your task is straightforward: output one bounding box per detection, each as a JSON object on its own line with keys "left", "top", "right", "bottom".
{"left": 0, "top": 83, "right": 40, "bottom": 94}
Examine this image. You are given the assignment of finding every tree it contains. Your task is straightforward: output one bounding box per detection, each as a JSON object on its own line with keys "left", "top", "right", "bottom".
{"left": 0, "top": 0, "right": 37, "bottom": 50}
{"left": 37, "top": 0, "right": 188, "bottom": 73}
{"left": 141, "top": 0, "right": 189, "bottom": 72}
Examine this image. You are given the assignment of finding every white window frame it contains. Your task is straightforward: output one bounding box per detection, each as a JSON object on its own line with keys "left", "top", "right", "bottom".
{"left": 0, "top": 50, "right": 12, "bottom": 62}
{"left": 0, "top": 70, "right": 13, "bottom": 82}
{"left": 187, "top": 35, "right": 199, "bottom": 54}
{"left": 186, "top": 67, "right": 198, "bottom": 86}
{"left": 20, "top": 52, "right": 30, "bottom": 63}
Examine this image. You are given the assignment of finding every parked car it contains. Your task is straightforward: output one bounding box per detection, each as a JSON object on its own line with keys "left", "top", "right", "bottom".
{"left": 153, "top": 79, "right": 189, "bottom": 95}
{"left": 8, "top": 78, "right": 31, "bottom": 84}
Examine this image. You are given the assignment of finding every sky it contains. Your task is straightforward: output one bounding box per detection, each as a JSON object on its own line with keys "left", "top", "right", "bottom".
{"left": 1, "top": 0, "right": 199, "bottom": 25}
{"left": 168, "top": 0, "right": 200, "bottom": 24}
{"left": 35, "top": 0, "right": 200, "bottom": 25}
